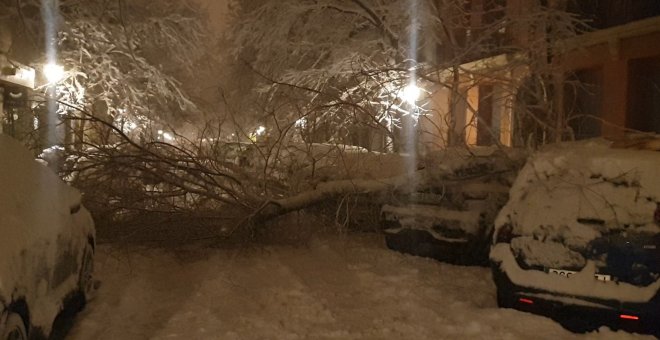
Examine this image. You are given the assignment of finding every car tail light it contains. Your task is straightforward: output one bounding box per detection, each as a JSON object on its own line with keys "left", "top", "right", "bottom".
{"left": 495, "top": 224, "right": 514, "bottom": 243}
{"left": 619, "top": 314, "right": 639, "bottom": 320}
{"left": 518, "top": 298, "right": 534, "bottom": 305}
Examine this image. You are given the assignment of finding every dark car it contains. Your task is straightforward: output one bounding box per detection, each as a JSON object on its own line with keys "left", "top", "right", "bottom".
{"left": 0, "top": 135, "right": 96, "bottom": 340}
{"left": 381, "top": 147, "right": 524, "bottom": 265}
{"left": 490, "top": 139, "right": 660, "bottom": 335}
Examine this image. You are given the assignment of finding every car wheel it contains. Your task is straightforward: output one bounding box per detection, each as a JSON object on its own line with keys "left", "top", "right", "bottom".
{"left": 0, "top": 313, "right": 27, "bottom": 340}
{"left": 79, "top": 243, "right": 95, "bottom": 302}
{"left": 492, "top": 267, "right": 513, "bottom": 308}
{"left": 496, "top": 286, "right": 513, "bottom": 308}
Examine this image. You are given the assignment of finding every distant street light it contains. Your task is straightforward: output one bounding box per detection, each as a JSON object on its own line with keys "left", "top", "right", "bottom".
{"left": 400, "top": 84, "right": 420, "bottom": 105}
{"left": 256, "top": 125, "right": 266, "bottom": 136}
{"left": 43, "top": 63, "right": 64, "bottom": 83}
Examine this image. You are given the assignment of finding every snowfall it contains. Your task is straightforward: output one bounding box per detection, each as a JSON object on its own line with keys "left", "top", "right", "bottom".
{"left": 67, "top": 233, "right": 652, "bottom": 340}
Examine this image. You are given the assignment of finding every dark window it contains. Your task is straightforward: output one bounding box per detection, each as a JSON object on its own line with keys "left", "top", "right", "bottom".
{"left": 628, "top": 57, "right": 660, "bottom": 134}
{"left": 565, "top": 68, "right": 603, "bottom": 140}
{"left": 568, "top": 0, "right": 660, "bottom": 29}
{"left": 477, "top": 84, "right": 494, "bottom": 145}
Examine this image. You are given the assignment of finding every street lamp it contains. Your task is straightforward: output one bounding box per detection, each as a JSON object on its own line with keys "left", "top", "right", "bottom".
{"left": 43, "top": 63, "right": 64, "bottom": 83}
{"left": 400, "top": 84, "right": 420, "bottom": 105}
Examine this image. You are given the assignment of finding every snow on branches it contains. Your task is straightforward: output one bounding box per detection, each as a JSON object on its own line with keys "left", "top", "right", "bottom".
{"left": 225, "top": 0, "right": 588, "bottom": 147}
{"left": 3, "top": 0, "right": 210, "bottom": 132}
{"left": 225, "top": 0, "right": 433, "bottom": 144}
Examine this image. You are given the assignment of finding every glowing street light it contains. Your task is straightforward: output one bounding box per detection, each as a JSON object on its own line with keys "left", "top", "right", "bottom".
{"left": 43, "top": 63, "right": 64, "bottom": 83}
{"left": 400, "top": 84, "right": 421, "bottom": 105}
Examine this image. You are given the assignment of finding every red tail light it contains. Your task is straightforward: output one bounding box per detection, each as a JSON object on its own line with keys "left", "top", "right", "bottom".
{"left": 496, "top": 224, "right": 514, "bottom": 243}
{"left": 518, "top": 298, "right": 534, "bottom": 304}
{"left": 619, "top": 314, "right": 639, "bottom": 320}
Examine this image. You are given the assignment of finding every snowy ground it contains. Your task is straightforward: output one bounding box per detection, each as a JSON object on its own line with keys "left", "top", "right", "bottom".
{"left": 68, "top": 233, "right": 651, "bottom": 340}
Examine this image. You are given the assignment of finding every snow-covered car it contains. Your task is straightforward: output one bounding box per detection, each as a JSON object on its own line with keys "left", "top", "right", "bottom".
{"left": 490, "top": 139, "right": 660, "bottom": 335}
{"left": 0, "top": 135, "right": 96, "bottom": 340}
{"left": 381, "top": 147, "right": 525, "bottom": 265}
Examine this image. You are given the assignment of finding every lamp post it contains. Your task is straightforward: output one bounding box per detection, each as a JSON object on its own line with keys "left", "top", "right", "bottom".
{"left": 398, "top": 83, "right": 422, "bottom": 175}
{"left": 42, "top": 63, "right": 65, "bottom": 149}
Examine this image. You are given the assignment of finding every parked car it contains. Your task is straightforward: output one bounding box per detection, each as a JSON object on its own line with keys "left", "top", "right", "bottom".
{"left": 0, "top": 135, "right": 96, "bottom": 340}
{"left": 381, "top": 147, "right": 525, "bottom": 265}
{"left": 490, "top": 139, "right": 660, "bottom": 335}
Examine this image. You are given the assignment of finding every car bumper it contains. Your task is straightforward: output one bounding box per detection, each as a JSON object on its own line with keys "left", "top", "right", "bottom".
{"left": 491, "top": 261, "right": 660, "bottom": 335}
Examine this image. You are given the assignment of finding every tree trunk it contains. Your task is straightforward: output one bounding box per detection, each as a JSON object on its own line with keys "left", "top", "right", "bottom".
{"left": 253, "top": 175, "right": 409, "bottom": 223}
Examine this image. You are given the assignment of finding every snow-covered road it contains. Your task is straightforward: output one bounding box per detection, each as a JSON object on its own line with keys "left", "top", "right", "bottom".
{"left": 68, "top": 234, "right": 651, "bottom": 339}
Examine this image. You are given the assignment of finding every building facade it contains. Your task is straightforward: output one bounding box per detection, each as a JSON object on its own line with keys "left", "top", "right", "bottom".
{"left": 0, "top": 55, "right": 35, "bottom": 138}
{"left": 422, "top": 0, "right": 660, "bottom": 149}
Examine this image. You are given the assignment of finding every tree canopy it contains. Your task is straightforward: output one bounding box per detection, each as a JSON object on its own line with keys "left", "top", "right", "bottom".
{"left": 1, "top": 0, "right": 214, "bottom": 135}
{"left": 225, "top": 0, "right": 585, "bottom": 148}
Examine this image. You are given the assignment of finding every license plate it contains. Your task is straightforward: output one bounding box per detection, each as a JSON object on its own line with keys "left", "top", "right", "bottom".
{"left": 548, "top": 268, "right": 611, "bottom": 282}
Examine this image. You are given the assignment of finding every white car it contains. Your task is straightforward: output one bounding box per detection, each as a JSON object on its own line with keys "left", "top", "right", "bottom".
{"left": 0, "top": 135, "right": 95, "bottom": 340}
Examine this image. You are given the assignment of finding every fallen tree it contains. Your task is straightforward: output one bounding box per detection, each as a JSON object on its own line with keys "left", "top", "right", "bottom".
{"left": 37, "top": 100, "right": 526, "bottom": 243}
{"left": 253, "top": 176, "right": 409, "bottom": 223}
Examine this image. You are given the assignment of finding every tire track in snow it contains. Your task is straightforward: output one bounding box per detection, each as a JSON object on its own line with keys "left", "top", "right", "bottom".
{"left": 67, "top": 235, "right": 652, "bottom": 340}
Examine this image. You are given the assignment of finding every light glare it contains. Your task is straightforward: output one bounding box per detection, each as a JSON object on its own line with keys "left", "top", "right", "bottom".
{"left": 401, "top": 84, "right": 420, "bottom": 104}
{"left": 43, "top": 63, "right": 65, "bottom": 83}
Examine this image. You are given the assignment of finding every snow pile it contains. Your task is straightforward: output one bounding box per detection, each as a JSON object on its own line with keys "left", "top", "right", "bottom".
{"left": 0, "top": 135, "right": 95, "bottom": 334}
{"left": 510, "top": 237, "right": 586, "bottom": 270}
{"left": 281, "top": 143, "right": 408, "bottom": 181}
{"left": 284, "top": 144, "right": 526, "bottom": 184}
{"left": 496, "top": 138, "right": 660, "bottom": 252}
{"left": 68, "top": 234, "right": 648, "bottom": 339}
{"left": 423, "top": 145, "right": 527, "bottom": 181}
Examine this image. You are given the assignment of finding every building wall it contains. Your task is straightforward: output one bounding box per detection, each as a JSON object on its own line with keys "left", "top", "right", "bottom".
{"left": 424, "top": 6, "right": 660, "bottom": 148}
{"left": 557, "top": 18, "right": 660, "bottom": 138}
{"left": 420, "top": 86, "right": 451, "bottom": 151}
{"left": 421, "top": 70, "right": 518, "bottom": 148}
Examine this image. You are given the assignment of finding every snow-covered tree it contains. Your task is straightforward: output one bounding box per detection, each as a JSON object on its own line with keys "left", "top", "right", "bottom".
{"left": 225, "top": 0, "right": 586, "bottom": 149}
{"left": 0, "top": 0, "right": 587, "bottom": 240}
{"left": 1, "top": 0, "right": 214, "bottom": 143}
